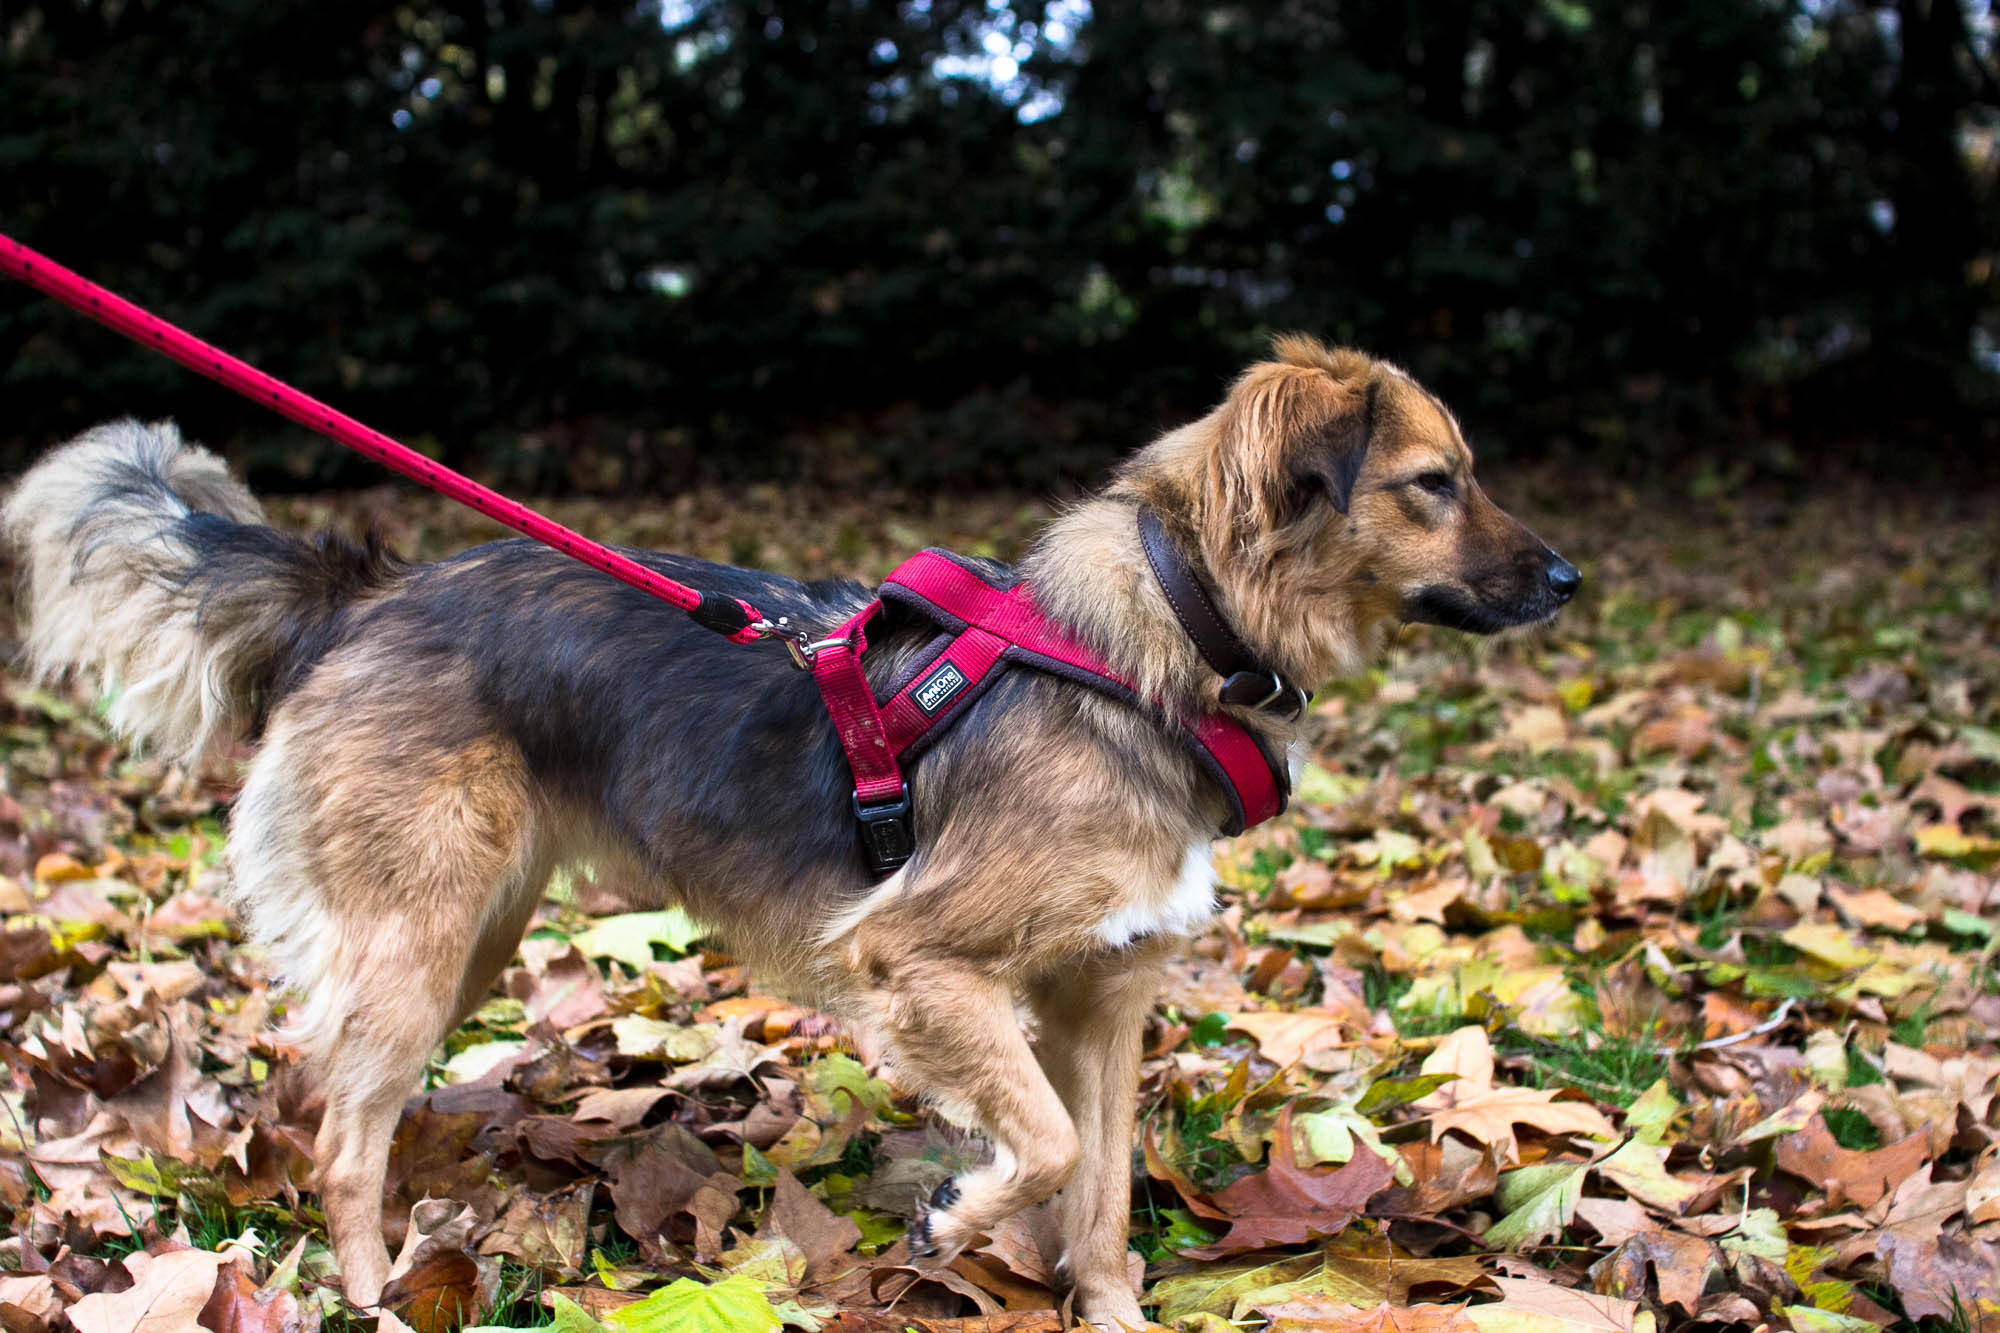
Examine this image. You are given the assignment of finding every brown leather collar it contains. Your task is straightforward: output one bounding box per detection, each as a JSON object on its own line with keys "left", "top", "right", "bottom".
{"left": 1136, "top": 507, "right": 1309, "bottom": 719}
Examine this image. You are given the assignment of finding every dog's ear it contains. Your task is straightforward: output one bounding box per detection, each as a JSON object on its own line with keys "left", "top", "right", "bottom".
{"left": 1207, "top": 337, "right": 1375, "bottom": 552}
{"left": 1289, "top": 380, "right": 1375, "bottom": 516}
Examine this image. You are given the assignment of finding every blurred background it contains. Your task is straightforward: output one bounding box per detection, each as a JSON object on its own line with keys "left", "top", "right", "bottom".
{"left": 2, "top": 0, "right": 1997, "bottom": 495}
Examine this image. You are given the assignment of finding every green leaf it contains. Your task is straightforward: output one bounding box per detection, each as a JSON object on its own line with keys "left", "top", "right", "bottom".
{"left": 1594, "top": 1138, "right": 1699, "bottom": 1214}
{"left": 739, "top": 1143, "right": 778, "bottom": 1188}
{"left": 807, "top": 1053, "right": 895, "bottom": 1120}
{"left": 570, "top": 910, "right": 708, "bottom": 972}
{"left": 1719, "top": 1207, "right": 1788, "bottom": 1262}
{"left": 1355, "top": 1072, "right": 1458, "bottom": 1116}
{"left": 1262, "top": 919, "right": 1355, "bottom": 950}
{"left": 1623, "top": 1080, "right": 1682, "bottom": 1144}
{"left": 605, "top": 1275, "right": 782, "bottom": 1333}
{"left": 1483, "top": 1162, "right": 1587, "bottom": 1249}
{"left": 1148, "top": 1252, "right": 1321, "bottom": 1324}
{"left": 100, "top": 1152, "right": 184, "bottom": 1198}
{"left": 1957, "top": 725, "right": 2000, "bottom": 765}
{"left": 1154, "top": 1207, "right": 1221, "bottom": 1254}
{"left": 1941, "top": 908, "right": 1996, "bottom": 940}
{"left": 1295, "top": 763, "right": 1364, "bottom": 806}
{"left": 1189, "top": 1011, "right": 1232, "bottom": 1046}
{"left": 845, "top": 1208, "right": 904, "bottom": 1255}
{"left": 1780, "top": 1307, "right": 1883, "bottom": 1333}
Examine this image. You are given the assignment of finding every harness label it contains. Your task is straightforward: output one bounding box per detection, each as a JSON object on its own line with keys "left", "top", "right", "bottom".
{"left": 912, "top": 660, "right": 970, "bottom": 716}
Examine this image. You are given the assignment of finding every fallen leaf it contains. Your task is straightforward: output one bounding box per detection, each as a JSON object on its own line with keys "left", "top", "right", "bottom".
{"left": 1179, "top": 1106, "right": 1395, "bottom": 1258}
{"left": 1484, "top": 1161, "right": 1587, "bottom": 1249}
{"left": 66, "top": 1248, "right": 229, "bottom": 1333}
{"left": 1773, "top": 1115, "right": 1929, "bottom": 1208}
{"left": 1462, "top": 1276, "right": 1640, "bottom": 1333}
{"left": 602, "top": 1275, "right": 781, "bottom": 1332}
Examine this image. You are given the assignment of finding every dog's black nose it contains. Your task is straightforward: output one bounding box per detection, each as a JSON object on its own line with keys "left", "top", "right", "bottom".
{"left": 1546, "top": 555, "right": 1580, "bottom": 603}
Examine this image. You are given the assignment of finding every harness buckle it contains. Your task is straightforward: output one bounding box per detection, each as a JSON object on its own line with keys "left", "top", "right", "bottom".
{"left": 852, "top": 783, "right": 915, "bottom": 875}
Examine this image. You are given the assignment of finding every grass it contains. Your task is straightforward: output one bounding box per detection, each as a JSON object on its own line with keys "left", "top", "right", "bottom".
{"left": 1823, "top": 1105, "right": 1883, "bottom": 1152}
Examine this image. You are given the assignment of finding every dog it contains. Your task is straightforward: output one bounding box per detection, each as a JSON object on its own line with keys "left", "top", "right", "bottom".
{"left": 2, "top": 336, "right": 1575, "bottom": 1329}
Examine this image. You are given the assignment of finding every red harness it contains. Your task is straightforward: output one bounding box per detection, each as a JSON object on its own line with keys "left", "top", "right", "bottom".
{"left": 809, "top": 550, "right": 1290, "bottom": 874}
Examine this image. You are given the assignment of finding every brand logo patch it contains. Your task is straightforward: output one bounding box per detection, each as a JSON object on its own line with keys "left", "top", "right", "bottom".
{"left": 913, "top": 661, "right": 970, "bottom": 716}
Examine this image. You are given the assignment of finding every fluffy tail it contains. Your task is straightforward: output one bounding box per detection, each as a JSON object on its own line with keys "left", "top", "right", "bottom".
{"left": 2, "top": 419, "right": 404, "bottom": 766}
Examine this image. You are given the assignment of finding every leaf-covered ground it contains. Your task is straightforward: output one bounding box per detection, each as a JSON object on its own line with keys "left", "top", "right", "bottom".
{"left": 1, "top": 474, "right": 1997, "bottom": 1333}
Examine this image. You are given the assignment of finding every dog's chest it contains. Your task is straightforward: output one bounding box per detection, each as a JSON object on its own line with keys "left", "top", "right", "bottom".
{"left": 1093, "top": 841, "right": 1216, "bottom": 949}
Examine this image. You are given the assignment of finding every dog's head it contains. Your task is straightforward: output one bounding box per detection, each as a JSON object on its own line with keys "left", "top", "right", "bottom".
{"left": 1134, "top": 335, "right": 1577, "bottom": 677}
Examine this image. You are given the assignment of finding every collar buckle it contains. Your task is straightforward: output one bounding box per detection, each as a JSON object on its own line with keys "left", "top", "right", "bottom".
{"left": 1220, "top": 669, "right": 1311, "bottom": 720}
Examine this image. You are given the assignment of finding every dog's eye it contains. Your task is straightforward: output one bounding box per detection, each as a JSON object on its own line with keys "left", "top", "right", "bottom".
{"left": 1415, "top": 471, "right": 1456, "bottom": 497}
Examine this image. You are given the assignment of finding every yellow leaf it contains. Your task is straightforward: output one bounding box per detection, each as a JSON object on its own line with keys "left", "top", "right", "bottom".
{"left": 1779, "top": 922, "right": 1878, "bottom": 972}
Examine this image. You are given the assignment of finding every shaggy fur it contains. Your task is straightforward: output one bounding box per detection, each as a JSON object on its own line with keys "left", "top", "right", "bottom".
{"left": 2, "top": 338, "right": 1574, "bottom": 1329}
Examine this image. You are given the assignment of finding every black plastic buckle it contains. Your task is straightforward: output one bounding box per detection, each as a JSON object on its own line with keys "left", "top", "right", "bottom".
{"left": 853, "top": 782, "right": 915, "bottom": 875}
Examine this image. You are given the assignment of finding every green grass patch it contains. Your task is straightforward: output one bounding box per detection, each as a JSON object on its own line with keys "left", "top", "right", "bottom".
{"left": 1823, "top": 1105, "right": 1882, "bottom": 1152}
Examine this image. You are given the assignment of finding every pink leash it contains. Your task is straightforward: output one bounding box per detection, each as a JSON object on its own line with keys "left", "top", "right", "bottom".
{"left": 0, "top": 233, "right": 774, "bottom": 642}
{"left": 0, "top": 232, "right": 1287, "bottom": 876}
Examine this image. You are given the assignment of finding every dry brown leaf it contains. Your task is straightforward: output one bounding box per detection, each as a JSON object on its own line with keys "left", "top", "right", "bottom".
{"left": 1773, "top": 1114, "right": 1929, "bottom": 1208}
{"left": 196, "top": 1262, "right": 312, "bottom": 1333}
{"left": 1590, "top": 1230, "right": 1720, "bottom": 1313}
{"left": 1178, "top": 1105, "right": 1395, "bottom": 1258}
{"left": 1827, "top": 886, "right": 1928, "bottom": 932}
{"left": 1414, "top": 1027, "right": 1616, "bottom": 1159}
{"left": 64, "top": 1248, "right": 229, "bottom": 1333}
{"left": 478, "top": 1180, "right": 594, "bottom": 1277}
{"left": 378, "top": 1199, "right": 498, "bottom": 1333}
{"left": 760, "top": 1168, "right": 862, "bottom": 1283}
{"left": 1464, "top": 1276, "right": 1639, "bottom": 1333}
{"left": 1255, "top": 1299, "right": 1477, "bottom": 1333}
{"left": 1227, "top": 1009, "right": 1352, "bottom": 1068}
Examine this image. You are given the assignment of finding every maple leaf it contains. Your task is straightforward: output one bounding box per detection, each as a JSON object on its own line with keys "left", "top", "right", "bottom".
{"left": 379, "top": 1199, "right": 500, "bottom": 1333}
{"left": 1589, "top": 1230, "right": 1722, "bottom": 1314}
{"left": 64, "top": 1247, "right": 230, "bottom": 1333}
{"left": 1253, "top": 1299, "right": 1477, "bottom": 1333}
{"left": 1177, "top": 1105, "right": 1395, "bottom": 1259}
{"left": 1773, "top": 1114, "right": 1929, "bottom": 1209}
{"left": 1413, "top": 1027, "right": 1617, "bottom": 1160}
{"left": 601, "top": 1275, "right": 782, "bottom": 1333}
{"left": 1461, "top": 1277, "right": 1641, "bottom": 1333}
{"left": 1226, "top": 1008, "right": 1353, "bottom": 1068}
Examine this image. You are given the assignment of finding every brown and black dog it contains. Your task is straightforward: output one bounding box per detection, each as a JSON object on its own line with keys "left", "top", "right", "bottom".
{"left": 3, "top": 336, "right": 1575, "bottom": 1329}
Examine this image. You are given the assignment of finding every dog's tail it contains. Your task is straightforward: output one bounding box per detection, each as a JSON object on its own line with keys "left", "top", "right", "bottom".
{"left": 2, "top": 419, "right": 404, "bottom": 766}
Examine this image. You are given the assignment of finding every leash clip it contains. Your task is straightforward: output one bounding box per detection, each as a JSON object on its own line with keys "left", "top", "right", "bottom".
{"left": 785, "top": 631, "right": 854, "bottom": 671}
{"left": 852, "top": 783, "right": 915, "bottom": 875}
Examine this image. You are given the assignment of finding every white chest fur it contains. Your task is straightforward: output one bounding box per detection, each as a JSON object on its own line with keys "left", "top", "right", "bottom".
{"left": 1094, "top": 841, "right": 1217, "bottom": 949}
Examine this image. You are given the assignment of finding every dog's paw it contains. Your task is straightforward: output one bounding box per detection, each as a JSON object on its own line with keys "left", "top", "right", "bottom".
{"left": 908, "top": 1176, "right": 963, "bottom": 1260}
{"left": 1074, "top": 1285, "right": 1149, "bottom": 1331}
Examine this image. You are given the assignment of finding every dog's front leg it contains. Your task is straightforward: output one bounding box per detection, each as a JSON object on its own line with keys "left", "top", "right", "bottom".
{"left": 845, "top": 922, "right": 1081, "bottom": 1262}
{"left": 1029, "top": 942, "right": 1169, "bottom": 1330}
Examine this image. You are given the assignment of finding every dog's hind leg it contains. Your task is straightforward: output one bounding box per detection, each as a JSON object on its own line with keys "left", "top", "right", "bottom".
{"left": 846, "top": 926, "right": 1080, "bottom": 1263}
{"left": 233, "top": 717, "right": 539, "bottom": 1309}
{"left": 1027, "top": 943, "right": 1170, "bottom": 1330}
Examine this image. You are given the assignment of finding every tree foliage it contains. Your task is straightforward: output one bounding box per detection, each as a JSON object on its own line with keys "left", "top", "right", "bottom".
{"left": 2, "top": 0, "right": 1994, "bottom": 487}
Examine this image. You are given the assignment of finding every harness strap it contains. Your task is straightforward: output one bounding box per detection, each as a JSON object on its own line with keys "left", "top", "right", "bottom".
{"left": 808, "top": 602, "right": 916, "bottom": 874}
